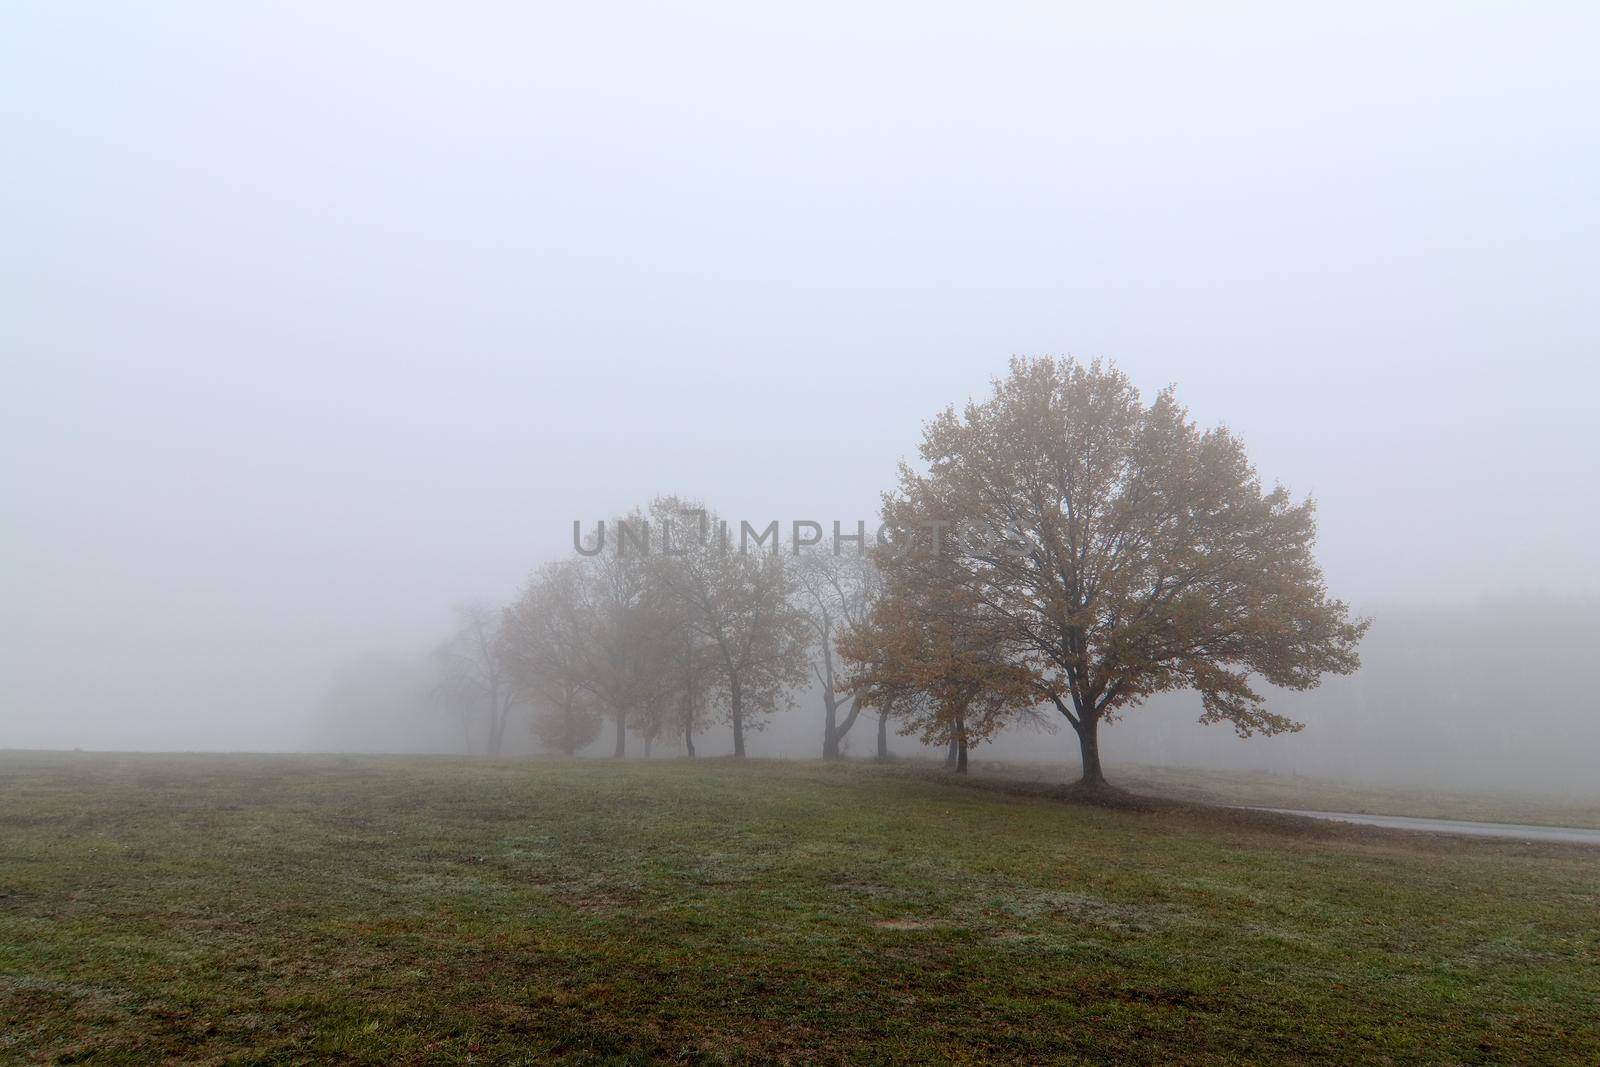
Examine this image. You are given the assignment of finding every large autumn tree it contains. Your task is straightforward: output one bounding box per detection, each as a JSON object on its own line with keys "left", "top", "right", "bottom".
{"left": 885, "top": 356, "right": 1367, "bottom": 786}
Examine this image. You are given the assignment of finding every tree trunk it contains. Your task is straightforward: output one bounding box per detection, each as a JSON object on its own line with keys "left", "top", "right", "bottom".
{"left": 560, "top": 700, "right": 577, "bottom": 756}
{"left": 826, "top": 696, "right": 865, "bottom": 760}
{"left": 822, "top": 695, "right": 840, "bottom": 760}
{"left": 1074, "top": 714, "right": 1105, "bottom": 785}
{"left": 944, "top": 734, "right": 958, "bottom": 769}
{"left": 643, "top": 734, "right": 653, "bottom": 759}
{"left": 955, "top": 717, "right": 968, "bottom": 775}
{"left": 730, "top": 679, "right": 746, "bottom": 757}
{"left": 612, "top": 710, "right": 626, "bottom": 758}
{"left": 680, "top": 680, "right": 697, "bottom": 758}
{"left": 875, "top": 710, "right": 889, "bottom": 762}
{"left": 820, "top": 638, "right": 842, "bottom": 760}
{"left": 488, "top": 696, "right": 510, "bottom": 758}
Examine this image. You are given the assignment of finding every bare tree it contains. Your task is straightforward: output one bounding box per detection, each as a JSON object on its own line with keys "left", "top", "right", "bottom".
{"left": 794, "top": 547, "right": 882, "bottom": 759}
{"left": 433, "top": 603, "right": 519, "bottom": 757}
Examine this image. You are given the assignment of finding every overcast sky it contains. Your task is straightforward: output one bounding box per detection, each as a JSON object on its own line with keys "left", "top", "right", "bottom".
{"left": 3, "top": 3, "right": 1597, "bottom": 750}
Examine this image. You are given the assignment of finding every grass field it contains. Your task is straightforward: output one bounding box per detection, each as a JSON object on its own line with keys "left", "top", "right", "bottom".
{"left": 3, "top": 754, "right": 1598, "bottom": 1064}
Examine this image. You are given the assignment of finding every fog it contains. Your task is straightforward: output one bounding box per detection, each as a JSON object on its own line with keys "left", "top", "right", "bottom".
{"left": 4, "top": 5, "right": 1597, "bottom": 794}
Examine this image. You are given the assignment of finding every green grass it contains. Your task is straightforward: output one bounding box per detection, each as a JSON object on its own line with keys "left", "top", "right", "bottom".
{"left": 2, "top": 754, "right": 1597, "bottom": 1064}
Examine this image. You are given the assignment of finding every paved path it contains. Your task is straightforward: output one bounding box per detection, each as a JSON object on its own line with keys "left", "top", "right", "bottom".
{"left": 1251, "top": 807, "right": 1600, "bottom": 846}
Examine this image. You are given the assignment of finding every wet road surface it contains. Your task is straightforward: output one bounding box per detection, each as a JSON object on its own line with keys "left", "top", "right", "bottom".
{"left": 1250, "top": 807, "right": 1600, "bottom": 845}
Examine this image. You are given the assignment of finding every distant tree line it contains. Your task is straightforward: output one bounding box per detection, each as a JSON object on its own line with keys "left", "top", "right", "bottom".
{"left": 431, "top": 358, "right": 1367, "bottom": 786}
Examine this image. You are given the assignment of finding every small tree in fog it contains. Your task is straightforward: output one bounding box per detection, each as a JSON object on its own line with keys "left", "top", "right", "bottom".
{"left": 648, "top": 497, "right": 810, "bottom": 757}
{"left": 887, "top": 357, "right": 1368, "bottom": 786}
{"left": 794, "top": 547, "right": 882, "bottom": 759}
{"left": 656, "top": 610, "right": 718, "bottom": 757}
{"left": 433, "top": 604, "right": 519, "bottom": 757}
{"left": 576, "top": 510, "right": 666, "bottom": 758}
{"left": 530, "top": 690, "right": 603, "bottom": 755}
{"left": 631, "top": 674, "right": 677, "bottom": 757}
{"left": 501, "top": 562, "right": 604, "bottom": 756}
{"left": 839, "top": 545, "right": 1039, "bottom": 773}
